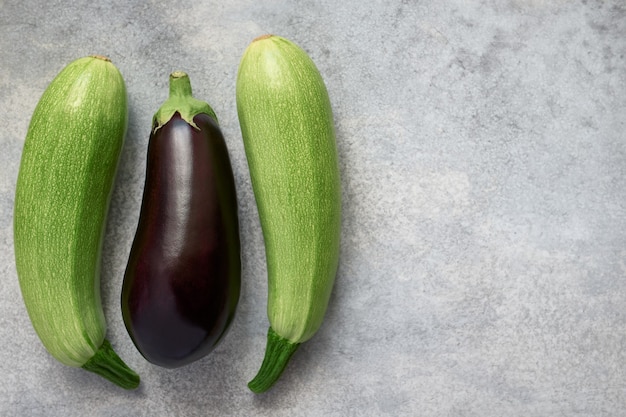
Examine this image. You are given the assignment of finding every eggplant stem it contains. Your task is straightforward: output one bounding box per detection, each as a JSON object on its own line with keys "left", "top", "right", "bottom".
{"left": 248, "top": 327, "right": 300, "bottom": 393}
{"left": 152, "top": 72, "right": 218, "bottom": 131}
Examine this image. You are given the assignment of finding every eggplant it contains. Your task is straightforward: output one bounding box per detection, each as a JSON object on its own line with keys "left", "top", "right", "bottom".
{"left": 121, "top": 72, "right": 240, "bottom": 368}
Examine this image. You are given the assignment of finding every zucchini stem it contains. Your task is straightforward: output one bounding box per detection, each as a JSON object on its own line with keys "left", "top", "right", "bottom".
{"left": 81, "top": 339, "right": 140, "bottom": 390}
{"left": 248, "top": 327, "right": 300, "bottom": 393}
{"left": 89, "top": 54, "right": 111, "bottom": 62}
{"left": 253, "top": 34, "right": 273, "bottom": 42}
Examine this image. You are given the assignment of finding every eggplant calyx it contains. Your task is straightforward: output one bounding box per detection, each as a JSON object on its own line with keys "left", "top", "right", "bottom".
{"left": 152, "top": 71, "right": 218, "bottom": 132}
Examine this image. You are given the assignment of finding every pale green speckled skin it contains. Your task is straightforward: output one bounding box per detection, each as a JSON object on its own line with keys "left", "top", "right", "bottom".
{"left": 236, "top": 35, "right": 341, "bottom": 344}
{"left": 14, "top": 56, "right": 127, "bottom": 367}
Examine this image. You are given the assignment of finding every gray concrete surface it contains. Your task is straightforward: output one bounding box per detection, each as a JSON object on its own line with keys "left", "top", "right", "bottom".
{"left": 1, "top": 0, "right": 625, "bottom": 416}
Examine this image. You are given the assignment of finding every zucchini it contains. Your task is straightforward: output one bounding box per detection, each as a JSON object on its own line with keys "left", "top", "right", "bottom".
{"left": 236, "top": 35, "right": 342, "bottom": 393}
{"left": 13, "top": 55, "right": 139, "bottom": 389}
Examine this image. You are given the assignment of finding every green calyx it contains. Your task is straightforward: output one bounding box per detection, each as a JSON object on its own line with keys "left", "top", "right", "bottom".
{"left": 81, "top": 339, "right": 140, "bottom": 390}
{"left": 152, "top": 71, "right": 218, "bottom": 131}
{"left": 248, "top": 327, "right": 300, "bottom": 393}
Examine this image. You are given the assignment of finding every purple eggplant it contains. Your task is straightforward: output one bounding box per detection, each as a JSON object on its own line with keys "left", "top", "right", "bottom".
{"left": 121, "top": 72, "right": 240, "bottom": 368}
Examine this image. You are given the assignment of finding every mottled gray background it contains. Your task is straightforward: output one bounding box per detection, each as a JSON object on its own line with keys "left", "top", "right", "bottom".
{"left": 1, "top": 0, "right": 625, "bottom": 416}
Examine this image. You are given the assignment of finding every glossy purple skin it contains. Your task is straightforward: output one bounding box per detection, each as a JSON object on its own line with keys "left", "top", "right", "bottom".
{"left": 121, "top": 113, "right": 240, "bottom": 368}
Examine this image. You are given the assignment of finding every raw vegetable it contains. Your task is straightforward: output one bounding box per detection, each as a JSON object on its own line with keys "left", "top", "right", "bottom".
{"left": 121, "top": 72, "right": 241, "bottom": 368}
{"left": 13, "top": 55, "right": 139, "bottom": 389}
{"left": 236, "top": 35, "right": 341, "bottom": 393}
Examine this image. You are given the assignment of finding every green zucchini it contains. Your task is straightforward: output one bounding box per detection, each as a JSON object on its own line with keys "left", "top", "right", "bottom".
{"left": 13, "top": 55, "right": 139, "bottom": 389}
{"left": 236, "top": 35, "right": 342, "bottom": 393}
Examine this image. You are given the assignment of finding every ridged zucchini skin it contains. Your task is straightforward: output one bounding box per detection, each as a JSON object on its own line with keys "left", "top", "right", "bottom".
{"left": 14, "top": 56, "right": 139, "bottom": 389}
{"left": 236, "top": 35, "right": 341, "bottom": 393}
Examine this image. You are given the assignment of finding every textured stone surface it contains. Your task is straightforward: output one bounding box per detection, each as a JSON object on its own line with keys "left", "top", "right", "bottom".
{"left": 1, "top": 0, "right": 625, "bottom": 416}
